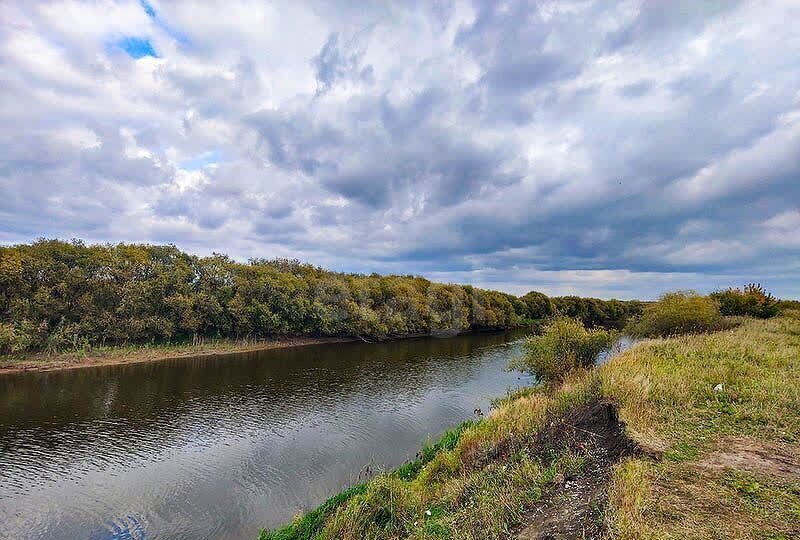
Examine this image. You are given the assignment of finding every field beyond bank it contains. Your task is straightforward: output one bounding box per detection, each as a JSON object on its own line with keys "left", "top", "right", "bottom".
{"left": 261, "top": 311, "right": 800, "bottom": 539}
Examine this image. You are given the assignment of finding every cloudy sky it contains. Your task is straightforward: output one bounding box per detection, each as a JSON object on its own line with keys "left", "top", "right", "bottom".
{"left": 1, "top": 1, "right": 799, "bottom": 299}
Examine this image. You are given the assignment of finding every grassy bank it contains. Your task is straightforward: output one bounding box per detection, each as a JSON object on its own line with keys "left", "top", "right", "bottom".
{"left": 605, "top": 311, "right": 800, "bottom": 539}
{"left": 260, "top": 312, "right": 800, "bottom": 539}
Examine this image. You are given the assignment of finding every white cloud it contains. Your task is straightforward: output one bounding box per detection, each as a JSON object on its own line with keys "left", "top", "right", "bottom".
{"left": 1, "top": 0, "right": 799, "bottom": 299}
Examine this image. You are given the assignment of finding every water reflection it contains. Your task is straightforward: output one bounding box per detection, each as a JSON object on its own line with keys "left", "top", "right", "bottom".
{"left": 0, "top": 330, "right": 532, "bottom": 540}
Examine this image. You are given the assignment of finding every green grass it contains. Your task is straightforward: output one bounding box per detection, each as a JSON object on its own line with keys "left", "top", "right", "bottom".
{"left": 259, "top": 420, "right": 478, "bottom": 540}
{"left": 604, "top": 311, "right": 800, "bottom": 539}
{"left": 259, "top": 312, "right": 800, "bottom": 539}
{"left": 394, "top": 420, "right": 477, "bottom": 481}
{"left": 259, "top": 367, "right": 601, "bottom": 539}
{"left": 259, "top": 483, "right": 369, "bottom": 540}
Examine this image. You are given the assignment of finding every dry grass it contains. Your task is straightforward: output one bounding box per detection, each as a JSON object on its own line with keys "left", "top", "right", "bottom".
{"left": 604, "top": 312, "right": 800, "bottom": 539}
{"left": 262, "top": 370, "right": 601, "bottom": 540}
{"left": 317, "top": 369, "right": 600, "bottom": 540}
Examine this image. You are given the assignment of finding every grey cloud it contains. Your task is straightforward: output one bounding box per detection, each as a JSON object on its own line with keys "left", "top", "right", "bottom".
{"left": 312, "top": 32, "right": 373, "bottom": 94}
{"left": 603, "top": 0, "right": 743, "bottom": 52}
{"left": 617, "top": 80, "right": 653, "bottom": 98}
{"left": 1, "top": 0, "right": 799, "bottom": 299}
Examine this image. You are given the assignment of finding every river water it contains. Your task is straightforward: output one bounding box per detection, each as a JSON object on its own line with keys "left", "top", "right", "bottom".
{"left": 0, "top": 330, "right": 534, "bottom": 540}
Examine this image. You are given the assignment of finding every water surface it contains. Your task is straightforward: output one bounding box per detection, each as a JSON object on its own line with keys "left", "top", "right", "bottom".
{"left": 0, "top": 330, "right": 532, "bottom": 540}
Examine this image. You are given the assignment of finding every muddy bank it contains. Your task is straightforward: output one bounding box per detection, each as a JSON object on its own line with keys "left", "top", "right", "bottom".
{"left": 0, "top": 336, "right": 356, "bottom": 375}
{"left": 517, "top": 399, "right": 645, "bottom": 539}
{"left": 0, "top": 327, "right": 525, "bottom": 376}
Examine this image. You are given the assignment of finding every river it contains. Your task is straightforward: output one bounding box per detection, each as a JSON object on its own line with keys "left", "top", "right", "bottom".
{"left": 0, "top": 329, "right": 534, "bottom": 540}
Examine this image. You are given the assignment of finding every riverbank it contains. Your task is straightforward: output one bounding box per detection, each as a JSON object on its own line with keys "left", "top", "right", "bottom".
{"left": 0, "top": 336, "right": 357, "bottom": 375}
{"left": 260, "top": 312, "right": 800, "bottom": 539}
{"left": 0, "top": 328, "right": 527, "bottom": 376}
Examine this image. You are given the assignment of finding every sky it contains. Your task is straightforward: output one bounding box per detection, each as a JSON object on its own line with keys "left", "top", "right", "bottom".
{"left": 1, "top": 0, "right": 799, "bottom": 300}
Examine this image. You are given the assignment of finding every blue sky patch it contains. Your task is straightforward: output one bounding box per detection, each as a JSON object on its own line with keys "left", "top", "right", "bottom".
{"left": 114, "top": 37, "right": 158, "bottom": 59}
{"left": 180, "top": 151, "right": 221, "bottom": 171}
{"left": 138, "top": 0, "right": 191, "bottom": 46}
{"left": 139, "top": 0, "right": 156, "bottom": 19}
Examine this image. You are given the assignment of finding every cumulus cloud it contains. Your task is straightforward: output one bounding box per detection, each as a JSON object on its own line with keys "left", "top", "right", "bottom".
{"left": 1, "top": 0, "right": 798, "bottom": 299}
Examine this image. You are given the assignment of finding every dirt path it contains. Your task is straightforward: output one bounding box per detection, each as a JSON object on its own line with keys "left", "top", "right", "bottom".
{"left": 695, "top": 437, "right": 800, "bottom": 480}
{"left": 516, "top": 399, "right": 643, "bottom": 539}
{"left": 515, "top": 408, "right": 800, "bottom": 539}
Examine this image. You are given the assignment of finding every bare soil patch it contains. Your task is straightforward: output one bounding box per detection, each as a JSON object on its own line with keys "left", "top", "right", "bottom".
{"left": 695, "top": 437, "right": 800, "bottom": 480}
{"left": 517, "top": 399, "right": 643, "bottom": 539}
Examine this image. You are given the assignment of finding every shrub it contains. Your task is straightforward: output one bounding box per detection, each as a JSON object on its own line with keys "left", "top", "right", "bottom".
{"left": 551, "top": 296, "right": 642, "bottom": 329}
{"left": 0, "top": 323, "right": 33, "bottom": 355}
{"left": 710, "top": 283, "right": 779, "bottom": 319}
{"left": 514, "top": 317, "right": 614, "bottom": 383}
{"left": 627, "top": 291, "right": 721, "bottom": 337}
{"left": 0, "top": 323, "right": 16, "bottom": 355}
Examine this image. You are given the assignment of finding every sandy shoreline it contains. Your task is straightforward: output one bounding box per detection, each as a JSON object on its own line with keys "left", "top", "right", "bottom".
{"left": 0, "top": 328, "right": 523, "bottom": 376}
{"left": 0, "top": 336, "right": 357, "bottom": 376}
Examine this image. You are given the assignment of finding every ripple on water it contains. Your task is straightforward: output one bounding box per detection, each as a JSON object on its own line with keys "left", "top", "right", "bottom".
{"left": 0, "top": 331, "right": 533, "bottom": 540}
{"left": 91, "top": 514, "right": 148, "bottom": 540}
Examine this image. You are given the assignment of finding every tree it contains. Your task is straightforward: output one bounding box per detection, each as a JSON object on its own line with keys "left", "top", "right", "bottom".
{"left": 0, "top": 239, "right": 526, "bottom": 353}
{"left": 521, "top": 291, "right": 554, "bottom": 320}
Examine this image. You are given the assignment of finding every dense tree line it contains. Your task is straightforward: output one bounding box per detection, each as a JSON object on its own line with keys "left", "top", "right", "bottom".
{"left": 518, "top": 291, "right": 643, "bottom": 330}
{"left": 0, "top": 239, "right": 650, "bottom": 355}
{"left": 0, "top": 240, "right": 523, "bottom": 354}
{"left": 550, "top": 296, "right": 644, "bottom": 329}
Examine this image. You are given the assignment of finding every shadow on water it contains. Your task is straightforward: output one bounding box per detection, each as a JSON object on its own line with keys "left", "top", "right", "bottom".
{"left": 0, "top": 329, "right": 532, "bottom": 540}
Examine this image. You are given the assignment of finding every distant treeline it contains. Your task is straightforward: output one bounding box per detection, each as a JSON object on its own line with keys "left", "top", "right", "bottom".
{"left": 0, "top": 240, "right": 642, "bottom": 355}
{"left": 520, "top": 291, "right": 644, "bottom": 330}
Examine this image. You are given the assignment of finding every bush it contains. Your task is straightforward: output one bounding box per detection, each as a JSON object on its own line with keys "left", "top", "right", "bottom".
{"left": 551, "top": 296, "right": 642, "bottom": 329}
{"left": 0, "top": 323, "right": 33, "bottom": 355}
{"left": 515, "top": 318, "right": 614, "bottom": 383}
{"left": 0, "top": 323, "right": 16, "bottom": 355}
{"left": 710, "top": 283, "right": 779, "bottom": 319}
{"left": 627, "top": 291, "right": 721, "bottom": 337}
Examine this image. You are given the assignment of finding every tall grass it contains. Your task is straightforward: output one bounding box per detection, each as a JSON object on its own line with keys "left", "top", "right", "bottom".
{"left": 604, "top": 312, "right": 800, "bottom": 539}
{"left": 260, "top": 369, "right": 601, "bottom": 539}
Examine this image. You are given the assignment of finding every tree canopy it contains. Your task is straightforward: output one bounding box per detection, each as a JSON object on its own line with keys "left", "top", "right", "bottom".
{"left": 0, "top": 240, "right": 523, "bottom": 354}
